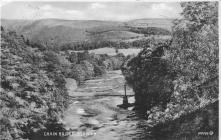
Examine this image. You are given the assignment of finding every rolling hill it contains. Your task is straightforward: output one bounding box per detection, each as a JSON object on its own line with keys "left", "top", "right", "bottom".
{"left": 1, "top": 18, "right": 174, "bottom": 46}
{"left": 126, "top": 18, "right": 174, "bottom": 31}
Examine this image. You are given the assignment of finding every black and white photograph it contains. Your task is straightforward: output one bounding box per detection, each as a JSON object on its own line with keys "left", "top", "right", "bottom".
{"left": 0, "top": 0, "right": 219, "bottom": 140}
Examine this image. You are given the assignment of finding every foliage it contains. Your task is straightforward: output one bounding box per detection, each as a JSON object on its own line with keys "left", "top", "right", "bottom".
{"left": 128, "top": 26, "right": 171, "bottom": 36}
{"left": 93, "top": 64, "right": 106, "bottom": 77}
{"left": 167, "top": 1, "right": 218, "bottom": 105}
{"left": 120, "top": 2, "right": 219, "bottom": 139}
{"left": 150, "top": 100, "right": 218, "bottom": 139}
{"left": 0, "top": 29, "right": 69, "bottom": 139}
{"left": 60, "top": 37, "right": 170, "bottom": 51}
{"left": 77, "top": 50, "right": 90, "bottom": 62}
{"left": 122, "top": 40, "right": 173, "bottom": 112}
{"left": 65, "top": 49, "right": 124, "bottom": 84}
{"left": 80, "top": 60, "right": 94, "bottom": 80}
{"left": 69, "top": 64, "right": 86, "bottom": 84}
{"left": 69, "top": 52, "right": 78, "bottom": 64}
{"left": 122, "top": 2, "right": 218, "bottom": 122}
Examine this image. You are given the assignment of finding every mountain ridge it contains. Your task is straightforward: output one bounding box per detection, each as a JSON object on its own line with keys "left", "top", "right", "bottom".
{"left": 1, "top": 18, "right": 173, "bottom": 46}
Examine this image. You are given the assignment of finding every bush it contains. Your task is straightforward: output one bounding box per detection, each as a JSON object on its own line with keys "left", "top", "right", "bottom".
{"left": 44, "top": 51, "right": 58, "bottom": 62}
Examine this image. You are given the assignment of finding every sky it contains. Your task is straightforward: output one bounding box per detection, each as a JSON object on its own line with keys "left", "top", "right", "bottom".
{"left": 1, "top": 1, "right": 182, "bottom": 21}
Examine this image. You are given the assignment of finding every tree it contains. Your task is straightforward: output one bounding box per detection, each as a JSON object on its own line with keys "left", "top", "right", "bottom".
{"left": 69, "top": 52, "right": 78, "bottom": 64}
{"left": 80, "top": 60, "right": 94, "bottom": 79}
{"left": 167, "top": 2, "right": 218, "bottom": 104}
{"left": 77, "top": 50, "right": 90, "bottom": 63}
{"left": 122, "top": 41, "right": 173, "bottom": 112}
{"left": 115, "top": 48, "right": 119, "bottom": 54}
{"left": 0, "top": 29, "right": 69, "bottom": 139}
{"left": 93, "top": 64, "right": 106, "bottom": 77}
{"left": 26, "top": 39, "right": 30, "bottom": 45}
{"left": 70, "top": 64, "right": 86, "bottom": 84}
{"left": 1, "top": 26, "right": 4, "bottom": 31}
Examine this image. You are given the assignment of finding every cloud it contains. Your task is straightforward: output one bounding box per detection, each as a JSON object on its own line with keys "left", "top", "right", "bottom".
{"left": 1, "top": 3, "right": 40, "bottom": 20}
{"left": 66, "top": 10, "right": 82, "bottom": 15}
{"left": 146, "top": 3, "right": 180, "bottom": 18}
{"left": 40, "top": 4, "right": 53, "bottom": 10}
{"left": 151, "top": 3, "right": 173, "bottom": 11}
{"left": 0, "top": 0, "right": 11, "bottom": 7}
{"left": 39, "top": 5, "right": 84, "bottom": 19}
{"left": 1, "top": 2, "right": 182, "bottom": 20}
{"left": 89, "top": 3, "right": 106, "bottom": 9}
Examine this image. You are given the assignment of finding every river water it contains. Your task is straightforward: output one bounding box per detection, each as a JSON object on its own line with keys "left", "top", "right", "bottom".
{"left": 35, "top": 70, "right": 153, "bottom": 140}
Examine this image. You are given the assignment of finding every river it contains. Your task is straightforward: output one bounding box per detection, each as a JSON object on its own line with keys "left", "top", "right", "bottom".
{"left": 34, "top": 70, "right": 152, "bottom": 140}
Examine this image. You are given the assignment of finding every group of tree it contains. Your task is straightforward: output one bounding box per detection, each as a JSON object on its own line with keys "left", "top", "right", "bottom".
{"left": 122, "top": 1, "right": 218, "bottom": 137}
{"left": 66, "top": 51, "right": 125, "bottom": 84}
{"left": 0, "top": 28, "right": 69, "bottom": 139}
{"left": 59, "top": 37, "right": 170, "bottom": 51}
{"left": 127, "top": 26, "right": 171, "bottom": 36}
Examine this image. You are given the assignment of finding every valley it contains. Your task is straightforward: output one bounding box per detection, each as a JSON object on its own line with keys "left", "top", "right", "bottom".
{"left": 0, "top": 2, "right": 219, "bottom": 140}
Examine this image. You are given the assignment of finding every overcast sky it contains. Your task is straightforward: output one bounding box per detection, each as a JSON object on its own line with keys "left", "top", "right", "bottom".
{"left": 1, "top": 2, "right": 182, "bottom": 21}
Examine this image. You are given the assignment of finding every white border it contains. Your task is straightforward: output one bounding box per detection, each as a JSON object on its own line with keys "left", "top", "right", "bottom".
{"left": 0, "top": 0, "right": 220, "bottom": 138}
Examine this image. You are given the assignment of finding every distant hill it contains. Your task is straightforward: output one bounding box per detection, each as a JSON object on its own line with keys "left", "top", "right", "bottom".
{"left": 1, "top": 18, "right": 174, "bottom": 46}
{"left": 126, "top": 18, "right": 174, "bottom": 31}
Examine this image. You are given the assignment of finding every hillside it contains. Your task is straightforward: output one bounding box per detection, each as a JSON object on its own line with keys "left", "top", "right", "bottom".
{"left": 1, "top": 18, "right": 173, "bottom": 47}
{"left": 126, "top": 18, "right": 174, "bottom": 31}
{"left": 0, "top": 27, "right": 69, "bottom": 139}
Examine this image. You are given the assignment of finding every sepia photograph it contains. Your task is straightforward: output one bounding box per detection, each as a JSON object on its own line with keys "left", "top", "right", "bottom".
{"left": 0, "top": 0, "right": 219, "bottom": 140}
